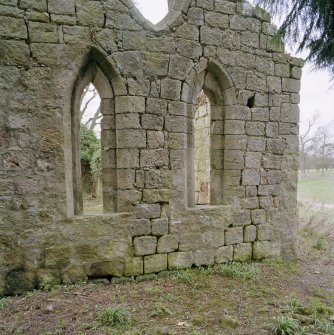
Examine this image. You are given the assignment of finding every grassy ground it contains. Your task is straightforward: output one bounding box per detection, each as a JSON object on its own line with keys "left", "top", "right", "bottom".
{"left": 0, "top": 174, "right": 333, "bottom": 335}
{"left": 298, "top": 169, "right": 334, "bottom": 205}
{"left": 0, "top": 227, "right": 333, "bottom": 335}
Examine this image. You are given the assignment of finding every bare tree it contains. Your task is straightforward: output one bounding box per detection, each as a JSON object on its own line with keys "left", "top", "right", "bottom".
{"left": 80, "top": 85, "right": 102, "bottom": 132}
{"left": 299, "top": 113, "right": 318, "bottom": 178}
{"left": 311, "top": 125, "right": 334, "bottom": 175}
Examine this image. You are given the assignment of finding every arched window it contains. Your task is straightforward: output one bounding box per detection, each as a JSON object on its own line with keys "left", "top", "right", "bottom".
{"left": 64, "top": 61, "right": 116, "bottom": 217}
{"left": 132, "top": 0, "right": 169, "bottom": 24}
{"left": 80, "top": 84, "right": 102, "bottom": 213}
{"left": 194, "top": 91, "right": 211, "bottom": 205}
{"left": 185, "top": 62, "right": 234, "bottom": 208}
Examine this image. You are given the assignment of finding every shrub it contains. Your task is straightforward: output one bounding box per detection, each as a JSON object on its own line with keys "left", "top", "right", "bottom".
{"left": 80, "top": 124, "right": 100, "bottom": 166}
{"left": 96, "top": 305, "right": 130, "bottom": 326}
{"left": 273, "top": 316, "right": 300, "bottom": 335}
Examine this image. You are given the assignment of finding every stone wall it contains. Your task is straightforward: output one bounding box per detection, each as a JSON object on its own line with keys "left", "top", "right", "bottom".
{"left": 0, "top": 0, "right": 303, "bottom": 296}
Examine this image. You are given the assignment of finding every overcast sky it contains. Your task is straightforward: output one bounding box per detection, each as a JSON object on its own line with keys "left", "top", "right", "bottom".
{"left": 135, "top": 0, "right": 334, "bottom": 133}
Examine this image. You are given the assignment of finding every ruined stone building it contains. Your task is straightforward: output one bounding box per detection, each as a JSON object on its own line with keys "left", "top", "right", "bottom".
{"left": 0, "top": 0, "right": 302, "bottom": 296}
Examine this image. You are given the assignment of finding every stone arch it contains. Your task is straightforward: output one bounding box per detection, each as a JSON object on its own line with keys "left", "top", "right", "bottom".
{"left": 183, "top": 60, "right": 236, "bottom": 207}
{"left": 64, "top": 52, "right": 120, "bottom": 217}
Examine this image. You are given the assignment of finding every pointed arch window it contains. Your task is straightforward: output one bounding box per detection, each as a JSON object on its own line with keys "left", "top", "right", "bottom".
{"left": 64, "top": 61, "right": 116, "bottom": 217}
{"left": 186, "top": 62, "right": 234, "bottom": 208}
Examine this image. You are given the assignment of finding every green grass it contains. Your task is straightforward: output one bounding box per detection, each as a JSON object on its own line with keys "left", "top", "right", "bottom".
{"left": 214, "top": 262, "right": 261, "bottom": 281}
{"left": 96, "top": 305, "right": 130, "bottom": 326}
{"left": 0, "top": 298, "right": 7, "bottom": 310}
{"left": 273, "top": 316, "right": 300, "bottom": 335}
{"left": 298, "top": 170, "right": 334, "bottom": 204}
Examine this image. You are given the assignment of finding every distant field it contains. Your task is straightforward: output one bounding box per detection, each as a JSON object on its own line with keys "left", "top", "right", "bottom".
{"left": 298, "top": 169, "right": 334, "bottom": 205}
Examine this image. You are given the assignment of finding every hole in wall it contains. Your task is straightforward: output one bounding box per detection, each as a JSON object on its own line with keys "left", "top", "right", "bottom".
{"left": 132, "top": 0, "right": 169, "bottom": 24}
{"left": 247, "top": 95, "right": 255, "bottom": 108}
{"left": 194, "top": 90, "right": 211, "bottom": 205}
{"left": 80, "top": 83, "right": 103, "bottom": 214}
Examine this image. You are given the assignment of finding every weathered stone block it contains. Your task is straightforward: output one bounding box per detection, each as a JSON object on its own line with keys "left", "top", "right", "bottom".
{"left": 205, "top": 12, "right": 229, "bottom": 28}
{"left": 51, "top": 14, "right": 76, "bottom": 25}
{"left": 247, "top": 137, "right": 266, "bottom": 152}
{"left": 224, "top": 150, "right": 244, "bottom": 170}
{"left": 161, "top": 78, "right": 182, "bottom": 100}
{"left": 133, "top": 236, "right": 157, "bottom": 256}
{"left": 146, "top": 36, "right": 175, "bottom": 54}
{"left": 143, "top": 189, "right": 170, "bottom": 204}
{"left": 131, "top": 219, "right": 151, "bottom": 237}
{"left": 266, "top": 122, "right": 279, "bottom": 138}
{"left": 116, "top": 113, "right": 140, "bottom": 129}
{"left": 117, "top": 190, "right": 142, "bottom": 212}
{"left": 282, "top": 78, "right": 301, "bottom": 93}
{"left": 230, "top": 15, "right": 247, "bottom": 30}
{"left": 175, "top": 23, "right": 199, "bottom": 40}
{"left": 240, "top": 197, "right": 259, "bottom": 209}
{"left": 143, "top": 52, "right": 169, "bottom": 77}
{"left": 215, "top": 246, "right": 233, "bottom": 263}
{"left": 123, "top": 30, "right": 146, "bottom": 50}
{"left": 225, "top": 106, "right": 251, "bottom": 120}
{"left": 168, "top": 133, "right": 186, "bottom": 150}
{"left": 76, "top": 0, "right": 104, "bottom": 27}
{"left": 244, "top": 225, "right": 257, "bottom": 242}
{"left": 117, "top": 129, "right": 146, "bottom": 148}
{"left": 151, "top": 218, "right": 169, "bottom": 236}
{"left": 176, "top": 39, "right": 202, "bottom": 59}
{"left": 290, "top": 66, "right": 302, "bottom": 80}
{"left": 169, "top": 55, "right": 193, "bottom": 80}
{"left": 146, "top": 98, "right": 168, "bottom": 116}
{"left": 262, "top": 154, "right": 283, "bottom": 169}
{"left": 224, "top": 120, "right": 245, "bottom": 135}
{"left": 233, "top": 243, "right": 252, "bottom": 261}
{"left": 165, "top": 115, "right": 187, "bottom": 133}
{"left": 241, "top": 31, "right": 259, "bottom": 48}
{"left": 117, "top": 149, "right": 139, "bottom": 168}
{"left": 251, "top": 108, "right": 269, "bottom": 121}
{"left": 19, "top": 0, "right": 46, "bottom": 11}
{"left": 45, "top": 246, "right": 70, "bottom": 267}
{"left": 251, "top": 209, "right": 267, "bottom": 225}
{"left": 48, "top": 0, "right": 75, "bottom": 15}
{"left": 141, "top": 114, "right": 164, "bottom": 130}
{"left": 62, "top": 264, "right": 87, "bottom": 285}
{"left": 188, "top": 7, "right": 204, "bottom": 25}
{"left": 0, "top": 17, "right": 27, "bottom": 39}
{"left": 168, "top": 252, "right": 193, "bottom": 270}
{"left": 157, "top": 235, "right": 178, "bottom": 253}
{"left": 215, "top": 0, "right": 236, "bottom": 14}
{"left": 134, "top": 204, "right": 161, "bottom": 219}
{"left": 225, "top": 135, "right": 247, "bottom": 150}
{"left": 226, "top": 227, "right": 243, "bottom": 245}
{"left": 257, "top": 224, "right": 273, "bottom": 241}
{"left": 124, "top": 257, "right": 143, "bottom": 276}
{"left": 63, "top": 26, "right": 91, "bottom": 44}
{"left": 0, "top": 40, "right": 30, "bottom": 66}
{"left": 246, "top": 122, "right": 265, "bottom": 136}
{"left": 242, "top": 169, "right": 260, "bottom": 186}
{"left": 144, "top": 254, "right": 167, "bottom": 274}
{"left": 140, "top": 149, "right": 169, "bottom": 168}
{"left": 90, "top": 260, "right": 124, "bottom": 277}
{"left": 115, "top": 96, "right": 145, "bottom": 114}
{"left": 281, "top": 103, "right": 299, "bottom": 123}
{"left": 145, "top": 170, "right": 171, "bottom": 189}
{"left": 147, "top": 131, "right": 165, "bottom": 149}
{"left": 245, "top": 152, "right": 261, "bottom": 169}
{"left": 253, "top": 241, "right": 280, "bottom": 259}
{"left": 194, "top": 249, "right": 215, "bottom": 266}
{"left": 232, "top": 210, "right": 251, "bottom": 226}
